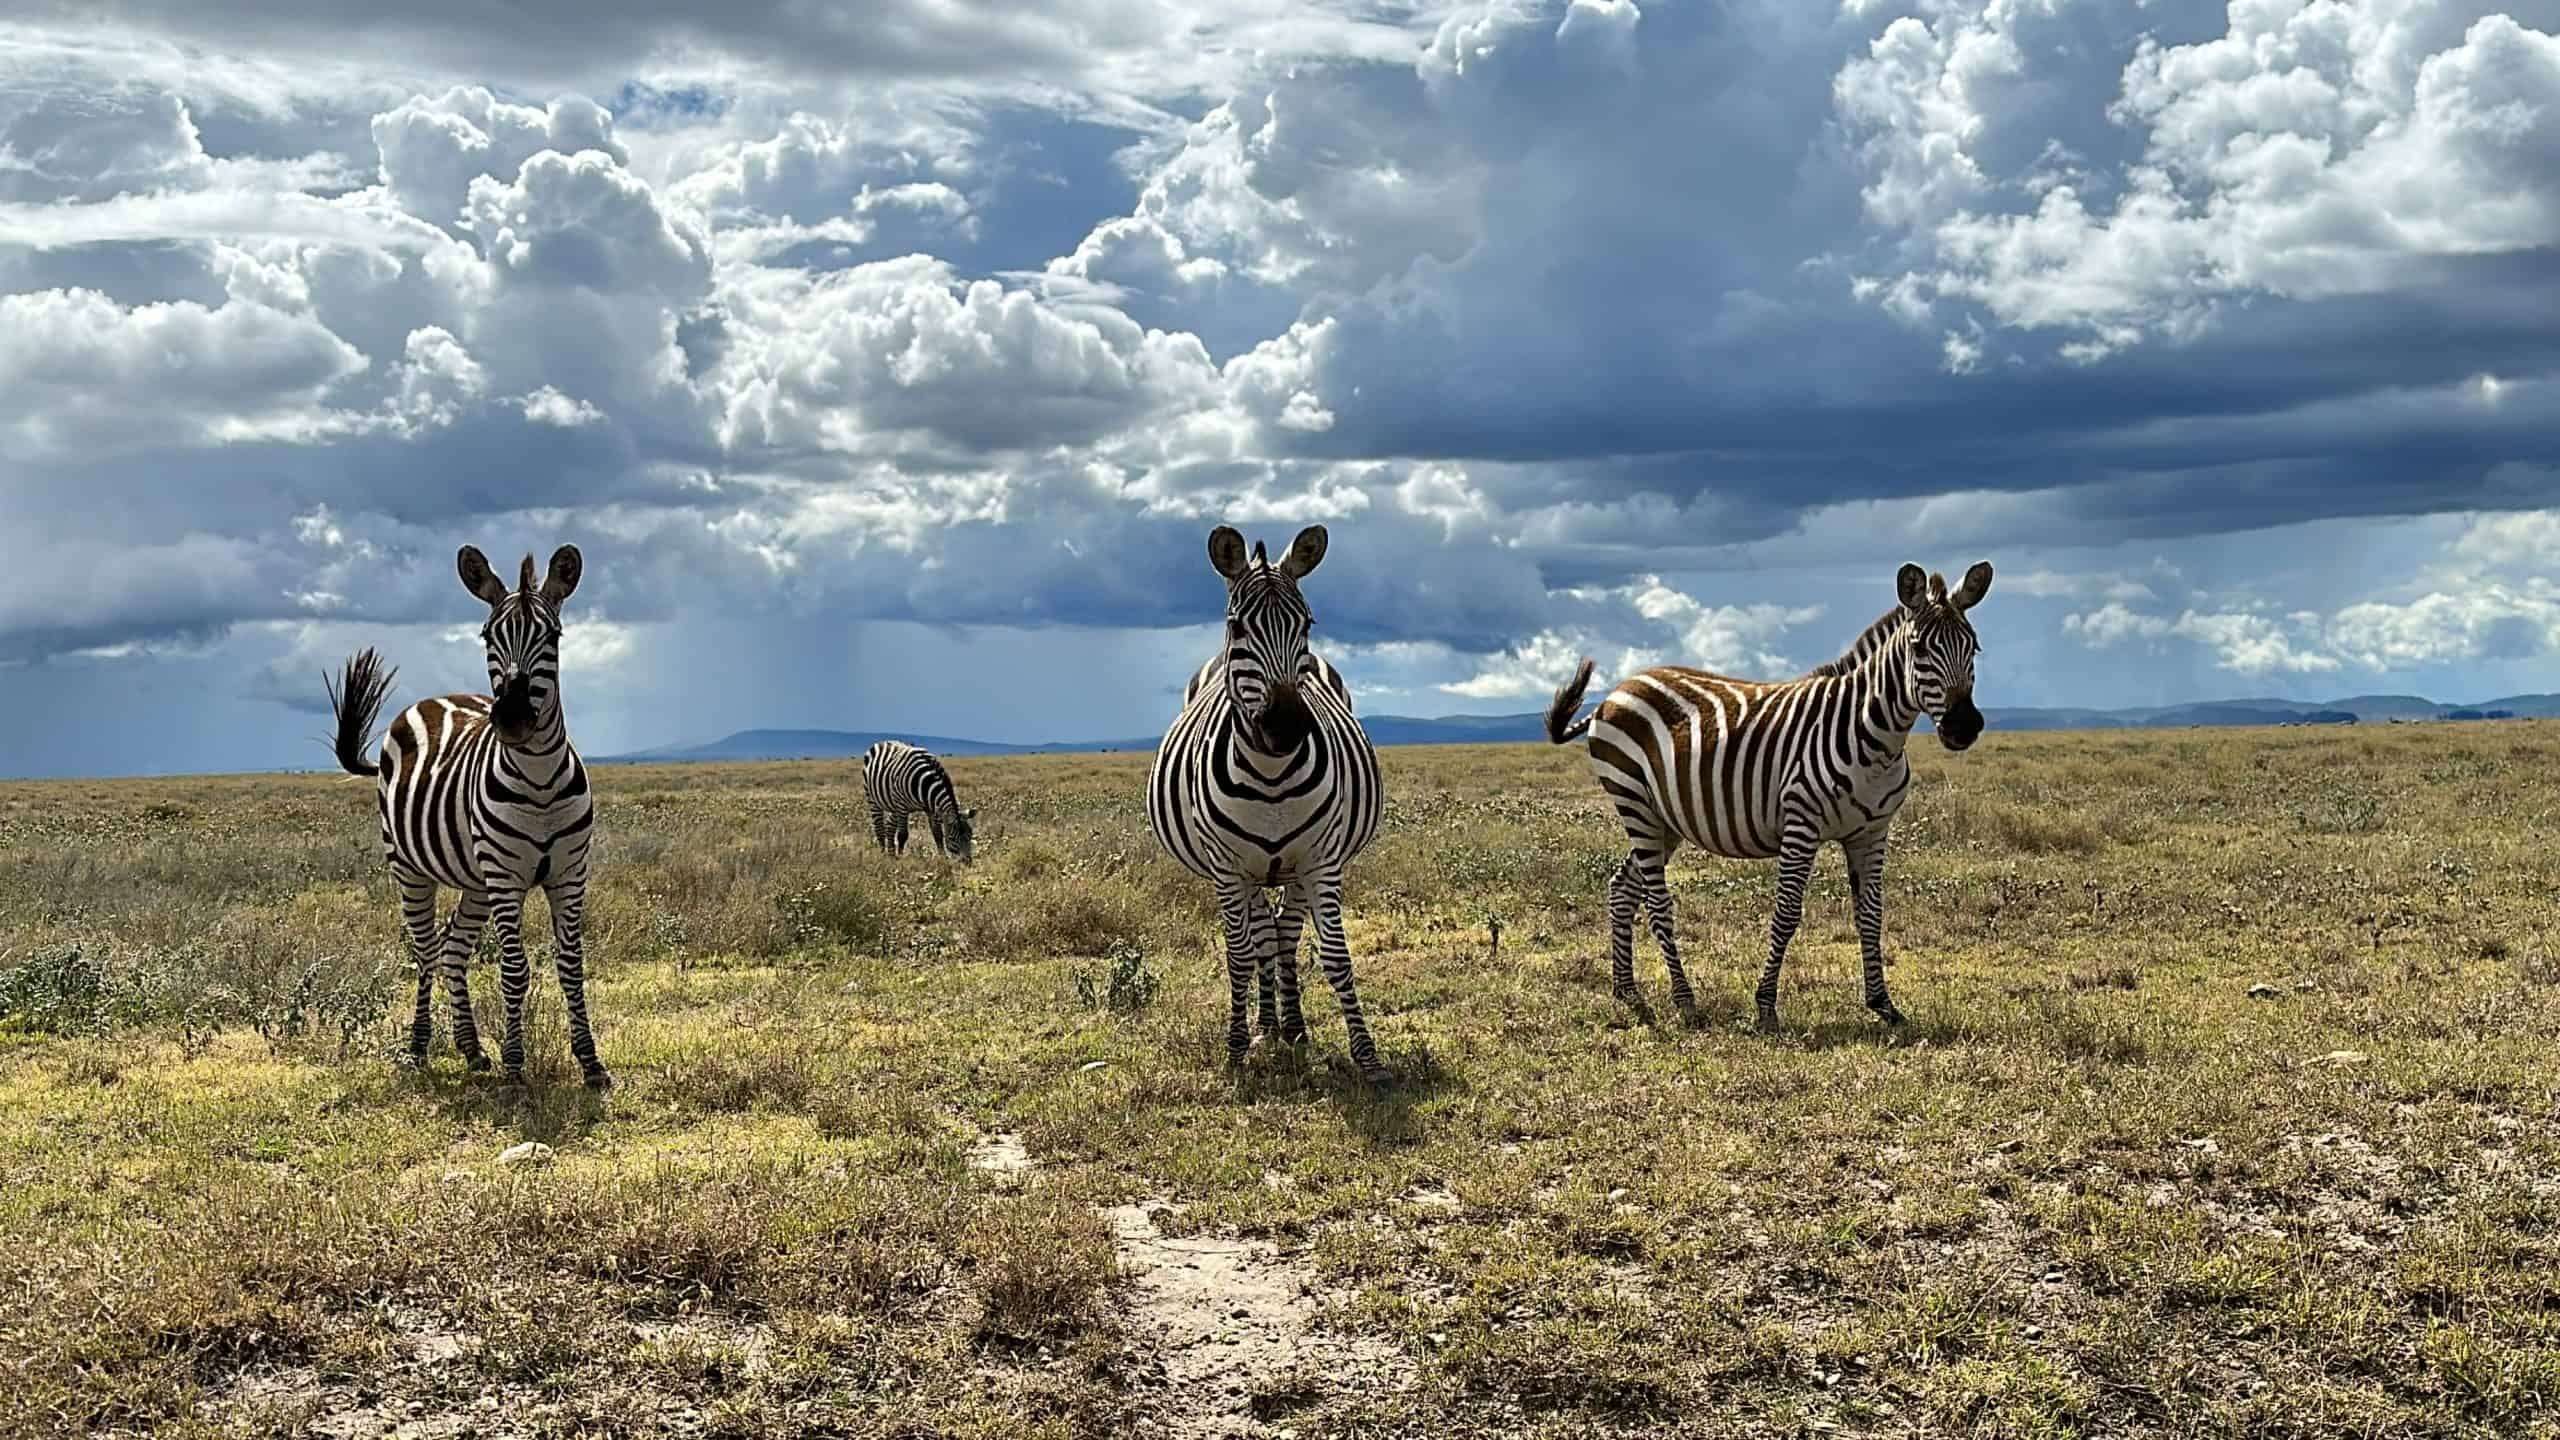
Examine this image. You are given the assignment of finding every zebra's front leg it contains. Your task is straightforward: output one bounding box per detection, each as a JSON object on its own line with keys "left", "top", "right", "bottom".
{"left": 1843, "top": 830, "right": 1904, "bottom": 1026}
{"left": 491, "top": 889, "right": 533, "bottom": 1081}
{"left": 398, "top": 873, "right": 440, "bottom": 1068}
{"left": 1310, "top": 874, "right": 1390, "bottom": 1085}
{"left": 1755, "top": 823, "right": 1820, "bottom": 1032}
{"left": 547, "top": 872, "right": 612, "bottom": 1088}
{"left": 438, "top": 891, "right": 494, "bottom": 1071}
{"left": 1248, "top": 888, "right": 1280, "bottom": 1039}
{"left": 1273, "top": 885, "right": 1310, "bottom": 1046}
{"left": 893, "top": 813, "right": 911, "bottom": 854}
{"left": 1217, "top": 880, "right": 1256, "bottom": 1065}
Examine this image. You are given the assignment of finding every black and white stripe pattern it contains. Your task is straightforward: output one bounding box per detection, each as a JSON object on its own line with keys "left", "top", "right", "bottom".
{"left": 327, "top": 544, "right": 609, "bottom": 1088}
{"left": 861, "top": 740, "right": 976, "bottom": 863}
{"left": 1147, "top": 524, "right": 1390, "bottom": 1081}
{"left": 1546, "top": 562, "right": 1994, "bottom": 1029}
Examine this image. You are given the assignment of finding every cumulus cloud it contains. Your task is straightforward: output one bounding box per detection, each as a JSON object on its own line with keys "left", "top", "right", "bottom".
{"left": 1, "top": 3, "right": 2557, "bottom": 774}
{"left": 1845, "top": 4, "right": 2560, "bottom": 356}
{"left": 0, "top": 288, "right": 365, "bottom": 457}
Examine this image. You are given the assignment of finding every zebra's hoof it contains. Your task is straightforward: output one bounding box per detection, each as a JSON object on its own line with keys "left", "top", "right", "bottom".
{"left": 1611, "top": 985, "right": 1642, "bottom": 1007}
{"left": 499, "top": 1066, "right": 527, "bottom": 1087}
{"left": 463, "top": 1053, "right": 493, "bottom": 1073}
{"left": 1754, "top": 1009, "right": 1782, "bottom": 1034}
{"left": 583, "top": 1068, "right": 615, "bottom": 1091}
{"left": 1359, "top": 1066, "right": 1397, "bottom": 1090}
{"left": 1872, "top": 1004, "right": 1907, "bottom": 1027}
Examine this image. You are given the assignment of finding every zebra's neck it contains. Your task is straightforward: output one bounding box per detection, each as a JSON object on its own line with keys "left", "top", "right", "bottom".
{"left": 1802, "top": 606, "right": 1905, "bottom": 679}
{"left": 1850, "top": 628, "right": 1926, "bottom": 760}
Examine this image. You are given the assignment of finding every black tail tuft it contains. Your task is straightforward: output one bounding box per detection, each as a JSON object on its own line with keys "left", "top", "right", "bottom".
{"left": 1545, "top": 656, "right": 1598, "bottom": 745}
{"left": 325, "top": 647, "right": 397, "bottom": 778}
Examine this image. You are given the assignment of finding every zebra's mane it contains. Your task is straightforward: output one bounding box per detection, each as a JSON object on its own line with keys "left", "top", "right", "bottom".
{"left": 1797, "top": 606, "right": 1908, "bottom": 680}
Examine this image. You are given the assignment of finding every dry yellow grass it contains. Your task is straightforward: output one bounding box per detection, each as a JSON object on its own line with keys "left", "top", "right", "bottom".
{"left": 3, "top": 723, "right": 2559, "bottom": 1437}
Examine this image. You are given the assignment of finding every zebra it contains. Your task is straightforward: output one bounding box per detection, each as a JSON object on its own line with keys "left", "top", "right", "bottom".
{"left": 1146, "top": 524, "right": 1391, "bottom": 1083}
{"left": 1544, "top": 561, "right": 1994, "bottom": 1031}
{"left": 324, "top": 544, "right": 610, "bottom": 1088}
{"left": 861, "top": 740, "right": 976, "bottom": 863}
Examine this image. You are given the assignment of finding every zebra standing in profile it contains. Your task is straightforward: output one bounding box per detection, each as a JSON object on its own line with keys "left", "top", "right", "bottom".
{"left": 861, "top": 740, "right": 976, "bottom": 863}
{"left": 325, "top": 545, "right": 610, "bottom": 1088}
{"left": 1147, "top": 525, "right": 1391, "bottom": 1083}
{"left": 1545, "top": 561, "right": 1995, "bottom": 1030}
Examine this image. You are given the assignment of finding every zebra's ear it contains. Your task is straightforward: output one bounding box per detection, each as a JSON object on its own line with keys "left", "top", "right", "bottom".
{"left": 1896, "top": 563, "right": 1928, "bottom": 612}
{"left": 1208, "top": 526, "right": 1249, "bottom": 579}
{"left": 458, "top": 546, "right": 510, "bottom": 607}
{"left": 1950, "top": 560, "right": 1993, "bottom": 610}
{"left": 541, "top": 545, "right": 583, "bottom": 606}
{"left": 1278, "top": 524, "right": 1328, "bottom": 580}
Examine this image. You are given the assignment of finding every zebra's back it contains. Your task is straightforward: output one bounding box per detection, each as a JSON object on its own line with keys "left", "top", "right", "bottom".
{"left": 1586, "top": 665, "right": 1907, "bottom": 861}
{"left": 375, "top": 693, "right": 592, "bottom": 892}
{"left": 862, "top": 740, "right": 948, "bottom": 815}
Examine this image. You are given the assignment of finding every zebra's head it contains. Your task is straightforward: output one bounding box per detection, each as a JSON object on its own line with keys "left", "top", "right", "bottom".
{"left": 458, "top": 543, "right": 581, "bottom": 744}
{"left": 1207, "top": 523, "right": 1327, "bottom": 752}
{"left": 941, "top": 808, "right": 978, "bottom": 865}
{"left": 1897, "top": 561, "right": 1993, "bottom": 751}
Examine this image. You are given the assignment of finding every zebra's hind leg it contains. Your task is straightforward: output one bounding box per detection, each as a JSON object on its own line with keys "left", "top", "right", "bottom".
{"left": 1843, "top": 829, "right": 1904, "bottom": 1026}
{"left": 1216, "top": 880, "right": 1257, "bottom": 1065}
{"left": 1755, "top": 822, "right": 1820, "bottom": 1032}
{"left": 1606, "top": 855, "right": 1643, "bottom": 1005}
{"left": 1634, "top": 849, "right": 1698, "bottom": 1020}
{"left": 1273, "top": 885, "right": 1310, "bottom": 1046}
{"left": 1310, "top": 873, "right": 1391, "bottom": 1085}
{"left": 398, "top": 872, "right": 440, "bottom": 1068}
{"left": 438, "top": 891, "right": 494, "bottom": 1070}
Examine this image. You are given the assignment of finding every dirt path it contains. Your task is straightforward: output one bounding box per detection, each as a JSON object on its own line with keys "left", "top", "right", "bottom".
{"left": 966, "top": 1129, "right": 1413, "bottom": 1437}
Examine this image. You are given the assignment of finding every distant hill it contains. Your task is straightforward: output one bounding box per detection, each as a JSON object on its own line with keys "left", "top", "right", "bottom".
{"left": 606, "top": 692, "right": 2558, "bottom": 764}
{"left": 600, "top": 728, "right": 1160, "bottom": 764}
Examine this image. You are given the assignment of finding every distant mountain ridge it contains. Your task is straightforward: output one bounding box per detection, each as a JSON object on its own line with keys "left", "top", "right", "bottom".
{"left": 601, "top": 693, "right": 2560, "bottom": 764}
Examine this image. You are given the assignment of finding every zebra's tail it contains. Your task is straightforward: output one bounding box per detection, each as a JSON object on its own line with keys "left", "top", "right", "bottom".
{"left": 1545, "top": 656, "right": 1597, "bottom": 745}
{"left": 325, "top": 647, "right": 397, "bottom": 778}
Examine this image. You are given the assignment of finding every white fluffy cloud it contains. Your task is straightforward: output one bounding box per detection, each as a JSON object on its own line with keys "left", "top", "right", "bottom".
{"left": 1844, "top": 3, "right": 2560, "bottom": 356}
{"left": 0, "top": 2, "right": 2556, "bottom": 774}
{"left": 2064, "top": 507, "right": 2560, "bottom": 676}
{"left": 0, "top": 287, "right": 366, "bottom": 456}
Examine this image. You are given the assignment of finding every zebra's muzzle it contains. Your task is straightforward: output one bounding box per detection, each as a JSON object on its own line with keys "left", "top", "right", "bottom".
{"left": 1256, "top": 680, "right": 1316, "bottom": 751}
{"left": 493, "top": 676, "right": 537, "bottom": 735}
{"left": 1938, "top": 696, "right": 1984, "bottom": 751}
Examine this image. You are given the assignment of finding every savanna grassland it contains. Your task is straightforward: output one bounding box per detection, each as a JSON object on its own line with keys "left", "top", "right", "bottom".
{"left": 5, "top": 724, "right": 2560, "bottom": 1439}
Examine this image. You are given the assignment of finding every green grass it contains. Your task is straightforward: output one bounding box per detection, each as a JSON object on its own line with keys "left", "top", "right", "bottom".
{"left": 4, "top": 725, "right": 2560, "bottom": 1436}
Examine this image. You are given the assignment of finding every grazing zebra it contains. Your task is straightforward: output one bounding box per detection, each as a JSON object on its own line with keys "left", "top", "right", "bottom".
{"left": 1146, "top": 524, "right": 1390, "bottom": 1082}
{"left": 1544, "top": 561, "right": 1994, "bottom": 1030}
{"left": 325, "top": 545, "right": 609, "bottom": 1088}
{"left": 861, "top": 740, "right": 976, "bottom": 863}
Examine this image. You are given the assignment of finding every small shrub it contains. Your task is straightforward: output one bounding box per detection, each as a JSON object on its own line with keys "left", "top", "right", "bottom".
{"left": 963, "top": 1193, "right": 1117, "bottom": 1340}
{"left": 0, "top": 946, "right": 123, "bottom": 1035}
{"left": 1074, "top": 941, "right": 1161, "bottom": 1015}
{"left": 775, "top": 882, "right": 889, "bottom": 952}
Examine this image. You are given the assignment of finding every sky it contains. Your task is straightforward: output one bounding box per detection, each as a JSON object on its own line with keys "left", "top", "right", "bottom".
{"left": 2, "top": 0, "right": 2558, "bottom": 777}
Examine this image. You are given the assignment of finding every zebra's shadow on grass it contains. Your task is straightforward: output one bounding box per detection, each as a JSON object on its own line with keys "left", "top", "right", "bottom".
{"left": 1218, "top": 1036, "right": 1456, "bottom": 1145}
{"left": 407, "top": 1065, "right": 610, "bottom": 1144}
{"left": 1773, "top": 1010, "right": 1964, "bottom": 1052}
